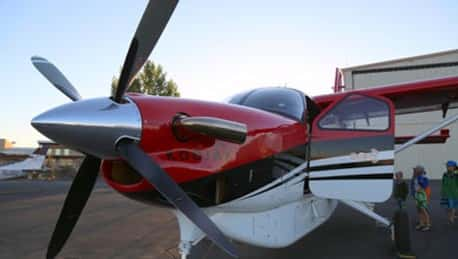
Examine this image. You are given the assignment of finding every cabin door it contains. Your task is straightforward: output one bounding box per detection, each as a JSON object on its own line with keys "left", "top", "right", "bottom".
{"left": 309, "top": 93, "right": 395, "bottom": 202}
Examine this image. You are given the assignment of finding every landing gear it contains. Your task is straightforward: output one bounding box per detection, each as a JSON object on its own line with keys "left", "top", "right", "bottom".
{"left": 339, "top": 200, "right": 415, "bottom": 258}
{"left": 174, "top": 210, "right": 205, "bottom": 259}
{"left": 393, "top": 209, "right": 415, "bottom": 258}
{"left": 178, "top": 241, "right": 192, "bottom": 259}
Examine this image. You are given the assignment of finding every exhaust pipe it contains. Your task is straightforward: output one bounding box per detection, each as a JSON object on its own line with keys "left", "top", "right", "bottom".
{"left": 173, "top": 114, "right": 247, "bottom": 144}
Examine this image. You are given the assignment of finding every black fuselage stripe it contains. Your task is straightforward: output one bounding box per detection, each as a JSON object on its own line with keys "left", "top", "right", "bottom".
{"left": 309, "top": 159, "right": 394, "bottom": 172}
{"left": 310, "top": 173, "right": 393, "bottom": 181}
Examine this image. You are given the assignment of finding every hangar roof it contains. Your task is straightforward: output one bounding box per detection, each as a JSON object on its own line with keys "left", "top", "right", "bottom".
{"left": 342, "top": 49, "right": 458, "bottom": 72}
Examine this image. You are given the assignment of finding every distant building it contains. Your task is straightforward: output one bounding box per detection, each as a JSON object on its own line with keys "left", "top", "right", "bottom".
{"left": 0, "top": 138, "right": 15, "bottom": 150}
{"left": 38, "top": 140, "right": 85, "bottom": 174}
{"left": 0, "top": 138, "right": 84, "bottom": 179}
{"left": 339, "top": 49, "right": 458, "bottom": 179}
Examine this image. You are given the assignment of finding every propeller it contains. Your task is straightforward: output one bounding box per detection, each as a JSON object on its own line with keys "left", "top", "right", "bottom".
{"left": 31, "top": 56, "right": 82, "bottom": 101}
{"left": 116, "top": 139, "right": 238, "bottom": 258}
{"left": 46, "top": 155, "right": 101, "bottom": 259}
{"left": 31, "top": 1, "right": 239, "bottom": 258}
{"left": 113, "top": 0, "right": 178, "bottom": 103}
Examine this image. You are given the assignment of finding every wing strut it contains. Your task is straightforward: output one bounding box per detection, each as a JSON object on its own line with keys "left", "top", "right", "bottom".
{"left": 340, "top": 200, "right": 390, "bottom": 226}
{"left": 395, "top": 113, "right": 458, "bottom": 154}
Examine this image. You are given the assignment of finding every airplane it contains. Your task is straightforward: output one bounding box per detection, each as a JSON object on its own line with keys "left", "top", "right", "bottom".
{"left": 0, "top": 147, "right": 48, "bottom": 180}
{"left": 29, "top": 1, "right": 458, "bottom": 258}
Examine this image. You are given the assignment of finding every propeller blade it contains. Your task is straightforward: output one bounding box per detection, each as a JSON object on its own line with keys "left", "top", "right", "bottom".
{"left": 46, "top": 155, "right": 101, "bottom": 259}
{"left": 31, "top": 56, "right": 82, "bottom": 101}
{"left": 113, "top": 0, "right": 178, "bottom": 102}
{"left": 116, "top": 140, "right": 238, "bottom": 258}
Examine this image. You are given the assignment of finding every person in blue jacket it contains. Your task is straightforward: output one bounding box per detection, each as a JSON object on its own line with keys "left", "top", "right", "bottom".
{"left": 411, "top": 165, "right": 431, "bottom": 231}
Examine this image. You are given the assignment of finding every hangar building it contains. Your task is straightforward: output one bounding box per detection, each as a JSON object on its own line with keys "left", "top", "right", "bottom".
{"left": 340, "top": 49, "right": 458, "bottom": 179}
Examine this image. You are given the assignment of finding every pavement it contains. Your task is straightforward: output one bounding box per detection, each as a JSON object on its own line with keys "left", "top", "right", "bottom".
{"left": 0, "top": 180, "right": 456, "bottom": 259}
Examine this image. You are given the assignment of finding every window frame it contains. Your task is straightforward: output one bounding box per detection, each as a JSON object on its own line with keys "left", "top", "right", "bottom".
{"left": 317, "top": 93, "right": 391, "bottom": 132}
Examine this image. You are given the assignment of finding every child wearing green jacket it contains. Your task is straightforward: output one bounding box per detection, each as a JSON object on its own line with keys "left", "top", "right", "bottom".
{"left": 440, "top": 160, "right": 458, "bottom": 224}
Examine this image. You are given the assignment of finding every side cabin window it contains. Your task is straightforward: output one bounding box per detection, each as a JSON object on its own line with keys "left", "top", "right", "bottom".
{"left": 318, "top": 94, "right": 389, "bottom": 131}
{"left": 228, "top": 88, "right": 306, "bottom": 122}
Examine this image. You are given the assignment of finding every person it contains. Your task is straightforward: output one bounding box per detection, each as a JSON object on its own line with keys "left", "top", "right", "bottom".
{"left": 393, "top": 171, "right": 409, "bottom": 209}
{"left": 410, "top": 165, "right": 431, "bottom": 200}
{"left": 411, "top": 165, "right": 431, "bottom": 231}
{"left": 440, "top": 160, "right": 458, "bottom": 224}
{"left": 415, "top": 183, "right": 431, "bottom": 231}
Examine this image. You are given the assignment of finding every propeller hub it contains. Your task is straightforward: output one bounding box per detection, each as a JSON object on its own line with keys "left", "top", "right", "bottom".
{"left": 31, "top": 97, "right": 142, "bottom": 159}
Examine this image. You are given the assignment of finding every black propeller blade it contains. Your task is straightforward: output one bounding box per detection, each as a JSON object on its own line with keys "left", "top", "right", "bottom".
{"left": 113, "top": 0, "right": 178, "bottom": 102}
{"left": 116, "top": 139, "right": 238, "bottom": 258}
{"left": 31, "top": 56, "right": 82, "bottom": 101}
{"left": 46, "top": 155, "right": 101, "bottom": 259}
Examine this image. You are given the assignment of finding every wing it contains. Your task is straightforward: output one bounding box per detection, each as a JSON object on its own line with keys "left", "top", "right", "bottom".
{"left": 313, "top": 76, "right": 458, "bottom": 116}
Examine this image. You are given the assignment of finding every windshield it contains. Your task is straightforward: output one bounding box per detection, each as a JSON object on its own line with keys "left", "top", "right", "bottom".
{"left": 228, "top": 88, "right": 305, "bottom": 121}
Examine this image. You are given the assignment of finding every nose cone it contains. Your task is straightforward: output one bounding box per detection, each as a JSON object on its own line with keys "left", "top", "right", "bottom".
{"left": 32, "top": 97, "right": 142, "bottom": 159}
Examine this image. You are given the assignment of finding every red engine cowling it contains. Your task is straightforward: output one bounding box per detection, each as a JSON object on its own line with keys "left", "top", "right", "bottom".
{"left": 102, "top": 93, "right": 307, "bottom": 195}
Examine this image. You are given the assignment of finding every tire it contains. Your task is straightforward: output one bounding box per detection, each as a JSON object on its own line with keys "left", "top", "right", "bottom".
{"left": 393, "top": 209, "right": 411, "bottom": 253}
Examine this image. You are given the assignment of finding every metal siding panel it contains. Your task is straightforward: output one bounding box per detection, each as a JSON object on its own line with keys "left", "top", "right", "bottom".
{"left": 394, "top": 109, "right": 458, "bottom": 179}
{"left": 353, "top": 66, "right": 458, "bottom": 89}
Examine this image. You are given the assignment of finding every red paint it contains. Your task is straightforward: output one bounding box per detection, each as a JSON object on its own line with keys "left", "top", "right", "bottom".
{"left": 333, "top": 68, "right": 344, "bottom": 93}
{"left": 102, "top": 94, "right": 307, "bottom": 193}
{"left": 315, "top": 76, "right": 458, "bottom": 111}
{"left": 395, "top": 129, "right": 450, "bottom": 144}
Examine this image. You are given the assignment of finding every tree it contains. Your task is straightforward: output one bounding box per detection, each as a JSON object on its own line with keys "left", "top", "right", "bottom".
{"left": 111, "top": 60, "right": 180, "bottom": 97}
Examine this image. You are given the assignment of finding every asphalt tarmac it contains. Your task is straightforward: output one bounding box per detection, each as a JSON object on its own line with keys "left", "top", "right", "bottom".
{"left": 1, "top": 180, "right": 456, "bottom": 259}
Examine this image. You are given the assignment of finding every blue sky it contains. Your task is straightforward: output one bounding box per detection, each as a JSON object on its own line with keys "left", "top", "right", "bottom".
{"left": 1, "top": 0, "right": 457, "bottom": 147}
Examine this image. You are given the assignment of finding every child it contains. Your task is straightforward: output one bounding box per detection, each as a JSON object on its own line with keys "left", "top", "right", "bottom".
{"left": 394, "top": 171, "right": 408, "bottom": 209}
{"left": 411, "top": 165, "right": 431, "bottom": 201}
{"left": 411, "top": 165, "right": 432, "bottom": 231}
{"left": 440, "top": 160, "right": 458, "bottom": 224}
{"left": 415, "top": 184, "right": 431, "bottom": 231}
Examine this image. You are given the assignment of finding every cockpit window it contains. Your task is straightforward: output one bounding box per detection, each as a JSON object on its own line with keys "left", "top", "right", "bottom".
{"left": 318, "top": 94, "right": 390, "bottom": 131}
{"left": 229, "top": 88, "right": 305, "bottom": 121}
